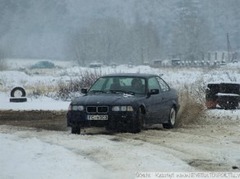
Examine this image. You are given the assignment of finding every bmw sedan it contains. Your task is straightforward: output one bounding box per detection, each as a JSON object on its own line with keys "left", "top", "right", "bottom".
{"left": 67, "top": 73, "right": 180, "bottom": 134}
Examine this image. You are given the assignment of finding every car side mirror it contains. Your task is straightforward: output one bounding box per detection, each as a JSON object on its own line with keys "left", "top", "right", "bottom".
{"left": 148, "top": 89, "right": 159, "bottom": 95}
{"left": 81, "top": 88, "right": 88, "bottom": 94}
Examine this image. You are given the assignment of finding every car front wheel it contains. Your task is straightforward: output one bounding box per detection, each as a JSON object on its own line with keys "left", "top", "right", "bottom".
{"left": 71, "top": 125, "right": 80, "bottom": 134}
{"left": 131, "top": 108, "right": 144, "bottom": 133}
{"left": 162, "top": 107, "right": 176, "bottom": 129}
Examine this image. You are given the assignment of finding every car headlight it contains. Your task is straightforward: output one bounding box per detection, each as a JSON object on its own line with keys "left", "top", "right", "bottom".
{"left": 71, "top": 105, "right": 84, "bottom": 111}
{"left": 112, "top": 106, "right": 133, "bottom": 112}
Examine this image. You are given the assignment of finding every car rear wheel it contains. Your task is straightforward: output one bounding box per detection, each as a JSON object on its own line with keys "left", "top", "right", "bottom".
{"left": 162, "top": 107, "right": 176, "bottom": 129}
{"left": 71, "top": 125, "right": 80, "bottom": 134}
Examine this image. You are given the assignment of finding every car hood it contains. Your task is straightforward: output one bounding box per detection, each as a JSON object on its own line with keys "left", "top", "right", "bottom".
{"left": 71, "top": 93, "right": 142, "bottom": 106}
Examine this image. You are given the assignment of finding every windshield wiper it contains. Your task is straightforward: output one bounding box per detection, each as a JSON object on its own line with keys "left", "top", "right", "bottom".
{"left": 110, "top": 90, "right": 135, "bottom": 95}
{"left": 90, "top": 90, "right": 107, "bottom": 93}
{"left": 125, "top": 91, "right": 135, "bottom": 95}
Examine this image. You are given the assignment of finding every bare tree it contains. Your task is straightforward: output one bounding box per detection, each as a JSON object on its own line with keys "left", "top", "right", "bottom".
{"left": 171, "top": 0, "right": 211, "bottom": 61}
{"left": 70, "top": 17, "right": 161, "bottom": 66}
{"left": 130, "top": 18, "right": 160, "bottom": 64}
{"left": 71, "top": 18, "right": 130, "bottom": 65}
{"left": 0, "top": 50, "right": 7, "bottom": 71}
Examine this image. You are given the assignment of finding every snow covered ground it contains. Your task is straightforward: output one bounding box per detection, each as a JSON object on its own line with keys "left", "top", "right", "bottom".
{"left": 0, "top": 59, "right": 240, "bottom": 178}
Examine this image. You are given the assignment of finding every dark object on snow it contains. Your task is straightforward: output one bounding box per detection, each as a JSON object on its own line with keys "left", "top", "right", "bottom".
{"left": 232, "top": 166, "right": 239, "bottom": 170}
{"left": 205, "top": 83, "right": 220, "bottom": 109}
{"left": 30, "top": 61, "right": 55, "bottom": 69}
{"left": 89, "top": 62, "right": 102, "bottom": 68}
{"left": 10, "top": 87, "right": 27, "bottom": 102}
{"left": 205, "top": 83, "right": 240, "bottom": 109}
{"left": 67, "top": 73, "right": 180, "bottom": 134}
{"left": 10, "top": 87, "right": 26, "bottom": 97}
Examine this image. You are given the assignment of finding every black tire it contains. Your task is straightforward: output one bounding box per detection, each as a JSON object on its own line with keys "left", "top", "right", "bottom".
{"left": 10, "top": 97, "right": 27, "bottom": 103}
{"left": 71, "top": 125, "right": 80, "bottom": 134}
{"left": 131, "top": 108, "right": 144, "bottom": 133}
{"left": 163, "top": 107, "right": 176, "bottom": 129}
{"left": 10, "top": 87, "right": 26, "bottom": 97}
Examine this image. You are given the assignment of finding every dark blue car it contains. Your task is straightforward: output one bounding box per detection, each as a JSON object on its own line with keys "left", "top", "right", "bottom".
{"left": 67, "top": 73, "right": 180, "bottom": 134}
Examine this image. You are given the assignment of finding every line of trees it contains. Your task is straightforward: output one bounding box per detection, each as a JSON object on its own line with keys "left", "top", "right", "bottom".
{"left": 1, "top": 0, "right": 240, "bottom": 62}
{"left": 67, "top": 1, "right": 220, "bottom": 66}
{"left": 68, "top": 18, "right": 160, "bottom": 66}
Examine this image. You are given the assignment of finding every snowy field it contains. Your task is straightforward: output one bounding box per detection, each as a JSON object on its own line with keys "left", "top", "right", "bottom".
{"left": 0, "top": 59, "right": 240, "bottom": 179}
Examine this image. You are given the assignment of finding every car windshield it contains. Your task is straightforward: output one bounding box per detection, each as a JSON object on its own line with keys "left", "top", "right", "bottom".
{"left": 88, "top": 76, "right": 146, "bottom": 95}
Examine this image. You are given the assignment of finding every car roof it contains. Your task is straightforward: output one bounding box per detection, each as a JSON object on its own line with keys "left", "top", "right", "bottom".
{"left": 102, "top": 73, "right": 158, "bottom": 78}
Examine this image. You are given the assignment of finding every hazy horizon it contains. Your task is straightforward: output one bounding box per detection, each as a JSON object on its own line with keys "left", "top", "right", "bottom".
{"left": 0, "top": 0, "right": 239, "bottom": 64}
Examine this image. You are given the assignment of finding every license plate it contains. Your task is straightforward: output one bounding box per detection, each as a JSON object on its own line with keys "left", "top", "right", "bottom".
{"left": 87, "top": 115, "right": 108, "bottom": 120}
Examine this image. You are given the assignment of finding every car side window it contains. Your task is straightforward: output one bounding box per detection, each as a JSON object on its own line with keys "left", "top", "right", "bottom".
{"left": 157, "top": 77, "right": 170, "bottom": 92}
{"left": 148, "top": 77, "right": 161, "bottom": 91}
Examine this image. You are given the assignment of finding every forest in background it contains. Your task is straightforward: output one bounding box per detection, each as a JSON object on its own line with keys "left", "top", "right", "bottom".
{"left": 0, "top": 0, "right": 240, "bottom": 65}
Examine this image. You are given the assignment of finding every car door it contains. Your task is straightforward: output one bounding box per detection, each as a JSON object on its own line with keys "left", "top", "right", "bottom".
{"left": 146, "top": 77, "right": 166, "bottom": 124}
{"left": 156, "top": 77, "right": 172, "bottom": 121}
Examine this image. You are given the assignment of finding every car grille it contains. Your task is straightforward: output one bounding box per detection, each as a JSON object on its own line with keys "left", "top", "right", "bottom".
{"left": 86, "top": 106, "right": 109, "bottom": 113}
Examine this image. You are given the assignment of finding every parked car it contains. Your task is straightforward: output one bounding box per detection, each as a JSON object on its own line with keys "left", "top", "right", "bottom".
{"left": 89, "top": 62, "right": 102, "bottom": 68}
{"left": 67, "top": 73, "right": 180, "bottom": 134}
{"left": 30, "top": 61, "right": 55, "bottom": 69}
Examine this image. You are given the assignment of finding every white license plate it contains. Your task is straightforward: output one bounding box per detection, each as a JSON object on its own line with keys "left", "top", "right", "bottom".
{"left": 87, "top": 115, "right": 108, "bottom": 120}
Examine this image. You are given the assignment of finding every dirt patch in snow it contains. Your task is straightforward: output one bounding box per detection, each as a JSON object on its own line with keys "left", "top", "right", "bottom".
{"left": 0, "top": 110, "right": 67, "bottom": 131}
{"left": 1, "top": 110, "right": 240, "bottom": 172}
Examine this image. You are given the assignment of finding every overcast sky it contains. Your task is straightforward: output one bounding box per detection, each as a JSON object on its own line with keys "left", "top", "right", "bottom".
{"left": 0, "top": 0, "right": 239, "bottom": 61}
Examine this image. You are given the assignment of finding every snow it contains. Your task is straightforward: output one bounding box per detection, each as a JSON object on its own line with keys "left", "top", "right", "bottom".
{"left": 0, "top": 133, "right": 114, "bottom": 179}
{"left": 1, "top": 60, "right": 240, "bottom": 178}
{"left": 0, "top": 128, "right": 196, "bottom": 179}
{"left": 217, "top": 93, "right": 240, "bottom": 97}
{"left": 0, "top": 93, "right": 69, "bottom": 110}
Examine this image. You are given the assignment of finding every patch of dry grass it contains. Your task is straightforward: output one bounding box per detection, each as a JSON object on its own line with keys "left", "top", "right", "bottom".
{"left": 26, "top": 84, "right": 58, "bottom": 98}
{"left": 56, "top": 71, "right": 102, "bottom": 100}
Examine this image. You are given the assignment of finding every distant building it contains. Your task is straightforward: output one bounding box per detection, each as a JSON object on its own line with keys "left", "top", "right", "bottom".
{"left": 206, "top": 50, "right": 238, "bottom": 63}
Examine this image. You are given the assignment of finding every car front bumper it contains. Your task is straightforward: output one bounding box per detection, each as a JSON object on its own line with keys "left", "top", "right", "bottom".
{"left": 67, "top": 110, "right": 137, "bottom": 129}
